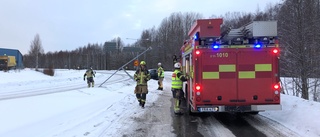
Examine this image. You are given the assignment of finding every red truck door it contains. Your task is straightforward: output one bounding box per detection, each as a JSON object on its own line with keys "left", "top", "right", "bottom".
{"left": 200, "top": 49, "right": 238, "bottom": 105}
{"left": 237, "top": 48, "right": 277, "bottom": 105}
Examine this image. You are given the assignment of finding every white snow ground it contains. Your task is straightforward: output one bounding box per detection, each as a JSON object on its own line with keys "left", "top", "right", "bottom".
{"left": 0, "top": 69, "right": 319, "bottom": 137}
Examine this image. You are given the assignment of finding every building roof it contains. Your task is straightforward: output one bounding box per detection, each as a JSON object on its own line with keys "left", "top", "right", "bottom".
{"left": 0, "top": 48, "right": 22, "bottom": 56}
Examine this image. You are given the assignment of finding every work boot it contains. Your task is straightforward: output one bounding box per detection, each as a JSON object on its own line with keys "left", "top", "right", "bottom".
{"left": 88, "top": 83, "right": 90, "bottom": 88}
{"left": 160, "top": 87, "right": 163, "bottom": 91}
{"left": 174, "top": 111, "right": 183, "bottom": 115}
{"left": 139, "top": 100, "right": 142, "bottom": 106}
{"left": 157, "top": 87, "right": 160, "bottom": 90}
{"left": 141, "top": 102, "right": 145, "bottom": 108}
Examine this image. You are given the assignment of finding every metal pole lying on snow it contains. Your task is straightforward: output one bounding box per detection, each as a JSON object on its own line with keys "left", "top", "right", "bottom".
{"left": 99, "top": 46, "right": 152, "bottom": 87}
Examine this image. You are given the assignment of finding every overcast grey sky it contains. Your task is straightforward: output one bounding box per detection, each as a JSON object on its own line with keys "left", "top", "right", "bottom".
{"left": 0, "top": 0, "right": 281, "bottom": 55}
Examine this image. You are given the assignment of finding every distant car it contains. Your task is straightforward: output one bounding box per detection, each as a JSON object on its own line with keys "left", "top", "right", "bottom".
{"left": 149, "top": 69, "right": 159, "bottom": 80}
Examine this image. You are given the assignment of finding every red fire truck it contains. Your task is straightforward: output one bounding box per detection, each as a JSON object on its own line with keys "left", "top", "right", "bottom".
{"left": 180, "top": 19, "right": 281, "bottom": 114}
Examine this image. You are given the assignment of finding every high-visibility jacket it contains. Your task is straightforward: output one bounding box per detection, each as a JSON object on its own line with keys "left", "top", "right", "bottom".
{"left": 172, "top": 70, "right": 183, "bottom": 89}
{"left": 134, "top": 68, "right": 151, "bottom": 86}
{"left": 84, "top": 69, "right": 95, "bottom": 78}
{"left": 158, "top": 66, "right": 164, "bottom": 78}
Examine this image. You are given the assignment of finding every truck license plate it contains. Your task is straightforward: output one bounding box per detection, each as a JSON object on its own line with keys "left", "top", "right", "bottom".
{"left": 199, "top": 107, "right": 214, "bottom": 112}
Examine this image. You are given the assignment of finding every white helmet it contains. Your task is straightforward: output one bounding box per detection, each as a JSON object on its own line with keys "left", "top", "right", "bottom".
{"left": 174, "top": 62, "right": 181, "bottom": 69}
{"left": 158, "top": 62, "right": 161, "bottom": 66}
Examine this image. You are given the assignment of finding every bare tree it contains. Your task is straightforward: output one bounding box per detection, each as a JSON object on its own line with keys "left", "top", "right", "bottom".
{"left": 28, "top": 34, "right": 44, "bottom": 70}
{"left": 183, "top": 12, "right": 203, "bottom": 40}
{"left": 279, "top": 0, "right": 320, "bottom": 100}
{"left": 155, "top": 12, "right": 202, "bottom": 69}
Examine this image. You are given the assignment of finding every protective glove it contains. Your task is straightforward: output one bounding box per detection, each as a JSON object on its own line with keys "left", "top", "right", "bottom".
{"left": 136, "top": 78, "right": 140, "bottom": 82}
{"left": 185, "top": 73, "right": 190, "bottom": 79}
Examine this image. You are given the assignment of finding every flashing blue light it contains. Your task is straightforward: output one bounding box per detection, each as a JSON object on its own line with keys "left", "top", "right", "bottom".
{"left": 213, "top": 45, "right": 219, "bottom": 49}
{"left": 194, "top": 32, "right": 199, "bottom": 41}
{"left": 254, "top": 44, "right": 262, "bottom": 48}
{"left": 194, "top": 35, "right": 197, "bottom": 40}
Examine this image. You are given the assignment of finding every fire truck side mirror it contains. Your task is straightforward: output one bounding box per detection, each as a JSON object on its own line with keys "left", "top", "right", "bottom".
{"left": 173, "top": 55, "right": 177, "bottom": 61}
{"left": 173, "top": 55, "right": 178, "bottom": 66}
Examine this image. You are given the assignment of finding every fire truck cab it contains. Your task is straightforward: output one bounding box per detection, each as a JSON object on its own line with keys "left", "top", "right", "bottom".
{"left": 181, "top": 19, "right": 282, "bottom": 114}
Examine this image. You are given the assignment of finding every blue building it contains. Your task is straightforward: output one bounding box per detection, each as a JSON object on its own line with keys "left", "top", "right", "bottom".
{"left": 0, "top": 48, "right": 24, "bottom": 69}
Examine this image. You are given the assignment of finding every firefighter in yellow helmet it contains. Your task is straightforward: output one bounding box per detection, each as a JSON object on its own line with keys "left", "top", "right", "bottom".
{"left": 157, "top": 62, "right": 164, "bottom": 90}
{"left": 84, "top": 67, "right": 95, "bottom": 87}
{"left": 134, "top": 61, "right": 151, "bottom": 108}
{"left": 171, "top": 62, "right": 188, "bottom": 114}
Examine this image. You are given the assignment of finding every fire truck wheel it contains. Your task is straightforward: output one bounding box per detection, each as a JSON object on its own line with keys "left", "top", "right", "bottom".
{"left": 185, "top": 99, "right": 196, "bottom": 115}
{"left": 187, "top": 104, "right": 196, "bottom": 115}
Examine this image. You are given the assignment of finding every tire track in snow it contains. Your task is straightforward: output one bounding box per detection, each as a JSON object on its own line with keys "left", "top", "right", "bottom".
{"left": 99, "top": 82, "right": 174, "bottom": 137}
{"left": 243, "top": 114, "right": 302, "bottom": 137}
{"left": 196, "top": 115, "right": 236, "bottom": 137}
{"left": 0, "top": 72, "right": 131, "bottom": 100}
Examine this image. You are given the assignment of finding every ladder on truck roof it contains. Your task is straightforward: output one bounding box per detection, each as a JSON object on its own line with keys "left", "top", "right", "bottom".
{"left": 220, "top": 21, "right": 278, "bottom": 45}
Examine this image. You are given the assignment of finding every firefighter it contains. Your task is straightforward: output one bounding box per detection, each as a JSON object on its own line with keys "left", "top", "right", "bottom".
{"left": 171, "top": 62, "right": 188, "bottom": 114}
{"left": 157, "top": 62, "right": 164, "bottom": 90}
{"left": 83, "top": 67, "right": 95, "bottom": 87}
{"left": 134, "top": 61, "right": 151, "bottom": 108}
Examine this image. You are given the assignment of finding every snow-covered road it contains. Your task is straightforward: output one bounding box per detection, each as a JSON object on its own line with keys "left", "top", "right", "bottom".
{"left": 0, "top": 70, "right": 130, "bottom": 100}
{"left": 0, "top": 69, "right": 318, "bottom": 137}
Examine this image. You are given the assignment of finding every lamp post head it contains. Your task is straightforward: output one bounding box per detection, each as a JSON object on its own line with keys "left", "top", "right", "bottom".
{"left": 126, "top": 38, "right": 150, "bottom": 41}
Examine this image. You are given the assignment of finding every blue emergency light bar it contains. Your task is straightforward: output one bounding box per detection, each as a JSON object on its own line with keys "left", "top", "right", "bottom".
{"left": 254, "top": 44, "right": 262, "bottom": 49}
{"left": 212, "top": 44, "right": 219, "bottom": 50}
